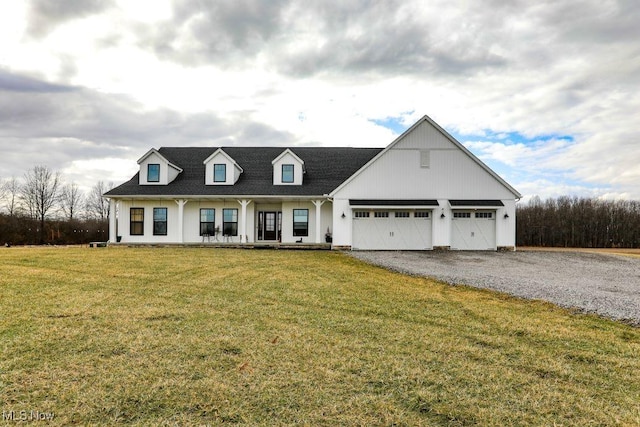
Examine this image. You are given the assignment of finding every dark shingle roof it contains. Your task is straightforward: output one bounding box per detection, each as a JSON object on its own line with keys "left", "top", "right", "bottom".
{"left": 349, "top": 199, "right": 439, "bottom": 206}
{"left": 105, "top": 147, "right": 383, "bottom": 197}
{"left": 449, "top": 200, "right": 505, "bottom": 207}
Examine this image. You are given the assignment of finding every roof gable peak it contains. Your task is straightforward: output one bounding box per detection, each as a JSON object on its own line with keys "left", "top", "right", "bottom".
{"left": 137, "top": 148, "right": 183, "bottom": 172}
{"left": 203, "top": 148, "right": 244, "bottom": 172}
{"left": 271, "top": 148, "right": 305, "bottom": 167}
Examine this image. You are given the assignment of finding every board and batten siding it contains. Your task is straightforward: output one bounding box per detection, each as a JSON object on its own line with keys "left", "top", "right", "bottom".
{"left": 118, "top": 200, "right": 180, "bottom": 243}
{"left": 330, "top": 119, "right": 518, "bottom": 250}
{"left": 181, "top": 201, "right": 256, "bottom": 243}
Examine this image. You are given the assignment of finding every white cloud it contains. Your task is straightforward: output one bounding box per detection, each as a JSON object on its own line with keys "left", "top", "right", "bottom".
{"left": 0, "top": 0, "right": 639, "bottom": 201}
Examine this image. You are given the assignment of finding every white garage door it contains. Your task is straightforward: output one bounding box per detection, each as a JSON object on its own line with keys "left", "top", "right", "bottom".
{"left": 451, "top": 210, "right": 496, "bottom": 250}
{"left": 352, "top": 210, "right": 432, "bottom": 250}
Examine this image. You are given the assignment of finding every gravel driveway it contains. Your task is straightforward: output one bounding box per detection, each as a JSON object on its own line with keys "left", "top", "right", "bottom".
{"left": 349, "top": 250, "right": 640, "bottom": 325}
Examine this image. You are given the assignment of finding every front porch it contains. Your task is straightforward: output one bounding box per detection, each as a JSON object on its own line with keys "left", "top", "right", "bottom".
{"left": 109, "top": 197, "right": 334, "bottom": 245}
{"left": 108, "top": 242, "right": 332, "bottom": 250}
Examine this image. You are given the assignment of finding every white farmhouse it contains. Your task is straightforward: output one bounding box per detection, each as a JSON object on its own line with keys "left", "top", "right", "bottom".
{"left": 105, "top": 115, "right": 521, "bottom": 250}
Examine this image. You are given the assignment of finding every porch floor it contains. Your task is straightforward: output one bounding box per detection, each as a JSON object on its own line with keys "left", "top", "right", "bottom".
{"left": 109, "top": 242, "right": 332, "bottom": 250}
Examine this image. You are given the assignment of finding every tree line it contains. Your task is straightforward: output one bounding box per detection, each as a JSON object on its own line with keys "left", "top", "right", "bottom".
{"left": 0, "top": 165, "right": 112, "bottom": 245}
{"left": 516, "top": 196, "right": 640, "bottom": 248}
{"left": 2, "top": 166, "right": 640, "bottom": 248}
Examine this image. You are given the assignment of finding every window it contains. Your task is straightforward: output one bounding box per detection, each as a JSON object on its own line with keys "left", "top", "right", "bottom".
{"left": 200, "top": 209, "right": 215, "bottom": 236}
{"left": 354, "top": 211, "right": 370, "bottom": 218}
{"left": 153, "top": 208, "right": 167, "bottom": 236}
{"left": 453, "top": 212, "right": 471, "bottom": 218}
{"left": 130, "top": 208, "right": 144, "bottom": 235}
{"left": 374, "top": 211, "right": 389, "bottom": 218}
{"left": 223, "top": 208, "right": 238, "bottom": 236}
{"left": 214, "top": 164, "right": 226, "bottom": 182}
{"left": 282, "top": 164, "right": 294, "bottom": 183}
{"left": 415, "top": 211, "right": 430, "bottom": 218}
{"left": 395, "top": 211, "right": 410, "bottom": 218}
{"left": 293, "top": 209, "right": 308, "bottom": 236}
{"left": 475, "top": 212, "right": 493, "bottom": 219}
{"left": 147, "top": 164, "right": 160, "bottom": 182}
{"left": 420, "top": 150, "right": 430, "bottom": 168}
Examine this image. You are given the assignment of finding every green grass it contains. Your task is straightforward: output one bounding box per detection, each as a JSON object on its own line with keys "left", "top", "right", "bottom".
{"left": 1, "top": 247, "right": 639, "bottom": 426}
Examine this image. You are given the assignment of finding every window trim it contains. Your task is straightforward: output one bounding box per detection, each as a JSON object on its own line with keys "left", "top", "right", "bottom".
{"left": 293, "top": 209, "right": 309, "bottom": 237}
{"left": 130, "top": 208, "right": 144, "bottom": 235}
{"left": 475, "top": 212, "right": 493, "bottom": 219}
{"left": 282, "top": 164, "right": 294, "bottom": 183}
{"left": 200, "top": 208, "right": 215, "bottom": 236}
{"left": 453, "top": 212, "right": 471, "bottom": 219}
{"left": 153, "top": 207, "right": 168, "bottom": 236}
{"left": 223, "top": 208, "right": 238, "bottom": 236}
{"left": 147, "top": 164, "right": 160, "bottom": 182}
{"left": 213, "top": 164, "right": 226, "bottom": 183}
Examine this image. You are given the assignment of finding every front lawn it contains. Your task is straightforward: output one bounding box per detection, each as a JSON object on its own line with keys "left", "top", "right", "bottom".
{"left": 1, "top": 247, "right": 639, "bottom": 425}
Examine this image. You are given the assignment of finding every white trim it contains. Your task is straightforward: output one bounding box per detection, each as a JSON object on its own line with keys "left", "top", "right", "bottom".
{"left": 348, "top": 205, "right": 437, "bottom": 210}
{"left": 107, "top": 195, "right": 332, "bottom": 201}
{"left": 271, "top": 148, "right": 305, "bottom": 171}
{"left": 329, "top": 115, "right": 521, "bottom": 198}
{"left": 137, "top": 148, "right": 183, "bottom": 173}
{"left": 203, "top": 148, "right": 244, "bottom": 173}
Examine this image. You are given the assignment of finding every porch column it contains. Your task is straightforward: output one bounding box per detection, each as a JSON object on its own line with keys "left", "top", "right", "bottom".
{"left": 238, "top": 199, "right": 252, "bottom": 243}
{"left": 108, "top": 198, "right": 117, "bottom": 243}
{"left": 312, "top": 200, "right": 326, "bottom": 243}
{"left": 175, "top": 199, "right": 188, "bottom": 243}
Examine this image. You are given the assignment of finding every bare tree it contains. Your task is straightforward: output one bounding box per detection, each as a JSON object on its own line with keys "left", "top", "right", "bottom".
{"left": 20, "top": 166, "right": 62, "bottom": 243}
{"left": 4, "top": 177, "right": 21, "bottom": 217}
{"left": 85, "top": 181, "right": 112, "bottom": 220}
{"left": 60, "top": 182, "right": 84, "bottom": 220}
{"left": 517, "top": 196, "right": 640, "bottom": 248}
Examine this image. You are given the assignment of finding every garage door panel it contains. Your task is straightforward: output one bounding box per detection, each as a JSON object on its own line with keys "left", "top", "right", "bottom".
{"left": 352, "top": 211, "right": 432, "bottom": 250}
{"left": 451, "top": 210, "right": 496, "bottom": 250}
{"left": 451, "top": 217, "right": 472, "bottom": 250}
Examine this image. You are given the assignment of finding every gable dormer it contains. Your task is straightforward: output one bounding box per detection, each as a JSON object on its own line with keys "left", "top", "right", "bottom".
{"left": 203, "top": 148, "right": 243, "bottom": 185}
{"left": 272, "top": 149, "right": 305, "bottom": 186}
{"left": 137, "top": 148, "right": 183, "bottom": 185}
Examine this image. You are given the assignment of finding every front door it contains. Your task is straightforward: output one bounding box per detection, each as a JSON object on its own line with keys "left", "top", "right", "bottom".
{"left": 264, "top": 211, "right": 278, "bottom": 241}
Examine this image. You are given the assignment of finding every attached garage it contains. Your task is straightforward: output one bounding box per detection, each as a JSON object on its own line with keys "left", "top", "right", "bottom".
{"left": 350, "top": 200, "right": 436, "bottom": 250}
{"left": 449, "top": 200, "right": 503, "bottom": 250}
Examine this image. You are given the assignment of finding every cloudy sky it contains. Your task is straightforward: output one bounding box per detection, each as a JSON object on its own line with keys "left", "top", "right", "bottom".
{"left": 1, "top": 0, "right": 639, "bottom": 202}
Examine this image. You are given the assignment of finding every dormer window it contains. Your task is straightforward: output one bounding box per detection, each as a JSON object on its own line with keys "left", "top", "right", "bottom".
{"left": 272, "top": 149, "right": 305, "bottom": 186}
{"left": 137, "top": 148, "right": 183, "bottom": 185}
{"left": 147, "top": 164, "right": 160, "bottom": 182}
{"left": 282, "top": 164, "right": 294, "bottom": 183}
{"left": 214, "top": 164, "right": 226, "bottom": 182}
{"left": 203, "top": 149, "right": 243, "bottom": 186}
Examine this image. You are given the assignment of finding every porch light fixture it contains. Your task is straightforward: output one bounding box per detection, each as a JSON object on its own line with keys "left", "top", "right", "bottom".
{"left": 504, "top": 213, "right": 509, "bottom": 219}
{"left": 341, "top": 212, "right": 346, "bottom": 218}
{"left": 440, "top": 212, "right": 445, "bottom": 219}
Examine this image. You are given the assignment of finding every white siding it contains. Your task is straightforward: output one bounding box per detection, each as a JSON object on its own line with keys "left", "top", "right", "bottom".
{"left": 272, "top": 151, "right": 304, "bottom": 185}
{"left": 332, "top": 119, "right": 518, "bottom": 250}
{"left": 139, "top": 152, "right": 169, "bottom": 185}
{"left": 138, "top": 151, "right": 181, "bottom": 186}
{"left": 334, "top": 148, "right": 514, "bottom": 200}
{"left": 203, "top": 151, "right": 242, "bottom": 185}
{"left": 117, "top": 200, "right": 256, "bottom": 243}
{"left": 118, "top": 200, "right": 180, "bottom": 242}
{"left": 281, "top": 201, "right": 315, "bottom": 243}
{"left": 182, "top": 201, "right": 253, "bottom": 243}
